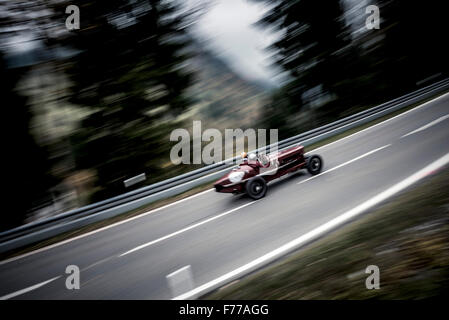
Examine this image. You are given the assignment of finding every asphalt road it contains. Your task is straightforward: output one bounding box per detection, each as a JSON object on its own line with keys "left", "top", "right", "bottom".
{"left": 1, "top": 93, "right": 449, "bottom": 300}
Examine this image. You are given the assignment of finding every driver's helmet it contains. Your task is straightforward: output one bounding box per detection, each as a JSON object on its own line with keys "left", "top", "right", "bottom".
{"left": 248, "top": 153, "right": 257, "bottom": 161}
{"left": 241, "top": 152, "right": 248, "bottom": 159}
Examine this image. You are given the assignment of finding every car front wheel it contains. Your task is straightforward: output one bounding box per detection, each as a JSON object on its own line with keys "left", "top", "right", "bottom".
{"left": 245, "top": 176, "right": 267, "bottom": 200}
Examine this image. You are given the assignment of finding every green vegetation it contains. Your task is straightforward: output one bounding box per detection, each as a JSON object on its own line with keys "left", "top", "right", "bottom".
{"left": 206, "top": 167, "right": 449, "bottom": 299}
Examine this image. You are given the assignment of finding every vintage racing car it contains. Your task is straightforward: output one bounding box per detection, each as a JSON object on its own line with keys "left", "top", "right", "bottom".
{"left": 214, "top": 145, "right": 323, "bottom": 199}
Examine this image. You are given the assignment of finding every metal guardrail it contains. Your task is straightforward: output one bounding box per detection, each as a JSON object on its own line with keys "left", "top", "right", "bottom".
{"left": 1, "top": 78, "right": 449, "bottom": 253}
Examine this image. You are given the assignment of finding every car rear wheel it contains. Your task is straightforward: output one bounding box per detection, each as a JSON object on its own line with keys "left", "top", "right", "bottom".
{"left": 245, "top": 176, "right": 267, "bottom": 200}
{"left": 306, "top": 155, "right": 323, "bottom": 175}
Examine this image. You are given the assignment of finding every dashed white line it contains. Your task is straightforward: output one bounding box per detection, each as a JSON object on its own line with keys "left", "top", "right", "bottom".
{"left": 298, "top": 144, "right": 391, "bottom": 184}
{"left": 174, "top": 152, "right": 449, "bottom": 300}
{"left": 0, "top": 276, "right": 60, "bottom": 300}
{"left": 401, "top": 114, "right": 449, "bottom": 138}
{"left": 167, "top": 265, "right": 192, "bottom": 278}
{"left": 307, "top": 92, "right": 449, "bottom": 153}
{"left": 119, "top": 201, "right": 256, "bottom": 257}
{"left": 0, "top": 188, "right": 214, "bottom": 266}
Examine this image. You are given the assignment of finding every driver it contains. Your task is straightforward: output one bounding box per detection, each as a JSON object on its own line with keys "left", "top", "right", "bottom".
{"left": 240, "top": 151, "right": 258, "bottom": 166}
{"left": 240, "top": 152, "right": 272, "bottom": 171}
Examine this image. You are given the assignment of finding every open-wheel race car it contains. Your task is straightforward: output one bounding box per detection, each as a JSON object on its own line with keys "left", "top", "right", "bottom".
{"left": 214, "top": 145, "right": 323, "bottom": 200}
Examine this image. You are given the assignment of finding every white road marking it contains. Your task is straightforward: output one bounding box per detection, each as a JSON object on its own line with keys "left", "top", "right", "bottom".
{"left": 309, "top": 92, "right": 449, "bottom": 153}
{"left": 0, "top": 276, "right": 60, "bottom": 300}
{"left": 0, "top": 188, "right": 214, "bottom": 266}
{"left": 298, "top": 144, "right": 391, "bottom": 184}
{"left": 2, "top": 92, "right": 448, "bottom": 265}
{"left": 173, "top": 152, "right": 449, "bottom": 300}
{"left": 401, "top": 114, "right": 449, "bottom": 138}
{"left": 119, "top": 201, "right": 256, "bottom": 257}
{"left": 167, "top": 265, "right": 192, "bottom": 278}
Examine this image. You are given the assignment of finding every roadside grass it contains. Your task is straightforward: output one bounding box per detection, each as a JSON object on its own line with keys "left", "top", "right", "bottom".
{"left": 1, "top": 88, "right": 448, "bottom": 261}
{"left": 205, "top": 167, "right": 449, "bottom": 299}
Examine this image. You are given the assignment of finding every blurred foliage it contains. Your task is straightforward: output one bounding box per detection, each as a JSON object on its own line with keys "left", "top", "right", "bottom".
{"left": 256, "top": 0, "right": 449, "bottom": 137}
{"left": 0, "top": 0, "right": 267, "bottom": 227}
{"left": 57, "top": 0, "right": 195, "bottom": 201}
{"left": 0, "top": 0, "right": 199, "bottom": 227}
{"left": 1, "top": 52, "right": 59, "bottom": 230}
{"left": 186, "top": 45, "right": 266, "bottom": 128}
{"left": 260, "top": 0, "right": 349, "bottom": 93}
{"left": 1, "top": 2, "right": 65, "bottom": 229}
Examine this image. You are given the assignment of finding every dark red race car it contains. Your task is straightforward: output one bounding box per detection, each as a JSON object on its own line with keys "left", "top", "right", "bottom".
{"left": 214, "top": 145, "right": 323, "bottom": 199}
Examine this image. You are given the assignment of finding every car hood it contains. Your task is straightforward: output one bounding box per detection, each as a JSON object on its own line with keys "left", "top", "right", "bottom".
{"left": 214, "top": 164, "right": 256, "bottom": 186}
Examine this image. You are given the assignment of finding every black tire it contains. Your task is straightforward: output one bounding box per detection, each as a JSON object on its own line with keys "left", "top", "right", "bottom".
{"left": 245, "top": 176, "right": 267, "bottom": 200}
{"left": 306, "top": 155, "right": 323, "bottom": 175}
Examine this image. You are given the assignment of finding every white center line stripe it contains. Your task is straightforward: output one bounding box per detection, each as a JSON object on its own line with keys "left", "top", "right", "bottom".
{"left": 298, "top": 144, "right": 391, "bottom": 185}
{"left": 119, "top": 201, "right": 256, "bottom": 257}
{"left": 401, "top": 114, "right": 449, "bottom": 138}
{"left": 167, "top": 265, "right": 192, "bottom": 278}
{"left": 0, "top": 276, "right": 60, "bottom": 300}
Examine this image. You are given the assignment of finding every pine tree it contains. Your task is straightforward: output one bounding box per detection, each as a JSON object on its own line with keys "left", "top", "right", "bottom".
{"left": 258, "top": 0, "right": 350, "bottom": 107}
